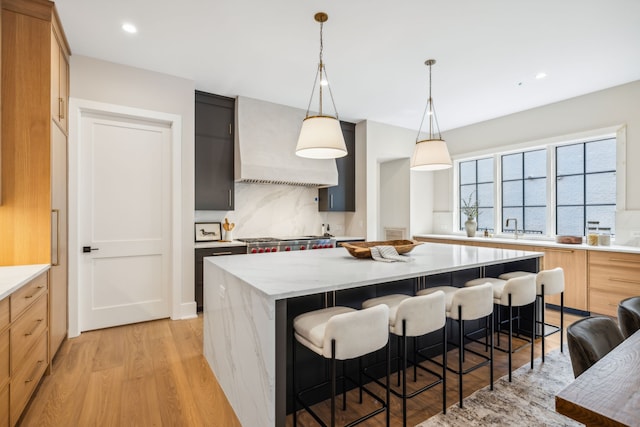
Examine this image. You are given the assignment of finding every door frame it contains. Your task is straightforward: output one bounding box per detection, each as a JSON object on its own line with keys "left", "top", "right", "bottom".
{"left": 68, "top": 98, "right": 183, "bottom": 337}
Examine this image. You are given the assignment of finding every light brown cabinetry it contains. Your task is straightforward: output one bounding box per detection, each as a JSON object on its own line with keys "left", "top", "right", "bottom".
{"left": 414, "top": 237, "right": 588, "bottom": 311}
{"left": 589, "top": 251, "right": 640, "bottom": 317}
{"left": 0, "top": 270, "right": 50, "bottom": 427}
{"left": 0, "top": 0, "right": 69, "bottom": 359}
{"left": 541, "top": 247, "right": 587, "bottom": 311}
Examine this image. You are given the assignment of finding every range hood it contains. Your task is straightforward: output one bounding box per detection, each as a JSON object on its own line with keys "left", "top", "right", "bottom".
{"left": 235, "top": 96, "right": 339, "bottom": 187}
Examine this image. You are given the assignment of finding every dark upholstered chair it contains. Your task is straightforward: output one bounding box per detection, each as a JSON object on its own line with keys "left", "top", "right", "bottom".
{"left": 566, "top": 316, "right": 624, "bottom": 378}
{"left": 618, "top": 296, "right": 640, "bottom": 339}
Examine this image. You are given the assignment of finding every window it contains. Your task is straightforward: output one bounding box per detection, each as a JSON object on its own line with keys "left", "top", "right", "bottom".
{"left": 556, "top": 138, "right": 616, "bottom": 236}
{"left": 456, "top": 135, "right": 616, "bottom": 238}
{"left": 501, "top": 149, "right": 546, "bottom": 235}
{"left": 459, "top": 158, "right": 494, "bottom": 232}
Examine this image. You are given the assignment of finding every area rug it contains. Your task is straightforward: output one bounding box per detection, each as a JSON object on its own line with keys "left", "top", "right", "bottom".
{"left": 416, "top": 348, "right": 582, "bottom": 426}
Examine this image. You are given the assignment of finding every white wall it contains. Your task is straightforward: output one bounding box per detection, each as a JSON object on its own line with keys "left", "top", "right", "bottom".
{"left": 364, "top": 120, "right": 435, "bottom": 240}
{"left": 434, "top": 80, "right": 640, "bottom": 243}
{"left": 379, "top": 159, "right": 410, "bottom": 238}
{"left": 70, "top": 55, "right": 196, "bottom": 312}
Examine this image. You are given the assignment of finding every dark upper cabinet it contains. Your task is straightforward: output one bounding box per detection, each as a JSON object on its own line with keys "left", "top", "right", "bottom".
{"left": 318, "top": 121, "right": 356, "bottom": 212}
{"left": 195, "top": 91, "right": 235, "bottom": 210}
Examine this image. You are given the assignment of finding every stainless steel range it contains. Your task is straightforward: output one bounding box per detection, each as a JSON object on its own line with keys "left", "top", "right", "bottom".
{"left": 237, "top": 236, "right": 336, "bottom": 254}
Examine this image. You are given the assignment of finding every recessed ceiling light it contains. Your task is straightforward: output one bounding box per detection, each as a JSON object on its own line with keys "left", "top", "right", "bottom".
{"left": 122, "top": 23, "right": 137, "bottom": 34}
{"left": 536, "top": 72, "right": 547, "bottom": 80}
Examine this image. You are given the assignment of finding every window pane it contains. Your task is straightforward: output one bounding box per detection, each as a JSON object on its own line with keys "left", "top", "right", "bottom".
{"left": 502, "top": 153, "right": 522, "bottom": 180}
{"left": 586, "top": 205, "right": 616, "bottom": 235}
{"left": 477, "top": 183, "right": 493, "bottom": 208}
{"left": 586, "top": 139, "right": 616, "bottom": 173}
{"left": 477, "top": 158, "right": 494, "bottom": 183}
{"left": 503, "top": 180, "right": 523, "bottom": 206}
{"left": 524, "top": 177, "right": 546, "bottom": 205}
{"left": 524, "top": 207, "right": 546, "bottom": 234}
{"left": 477, "top": 208, "right": 494, "bottom": 231}
{"left": 502, "top": 208, "right": 523, "bottom": 233}
{"left": 586, "top": 172, "right": 616, "bottom": 204}
{"left": 460, "top": 184, "right": 475, "bottom": 205}
{"left": 524, "top": 150, "right": 546, "bottom": 178}
{"left": 556, "top": 175, "right": 584, "bottom": 205}
{"left": 557, "top": 144, "right": 584, "bottom": 176}
{"left": 557, "top": 206, "right": 584, "bottom": 236}
{"left": 460, "top": 161, "right": 476, "bottom": 185}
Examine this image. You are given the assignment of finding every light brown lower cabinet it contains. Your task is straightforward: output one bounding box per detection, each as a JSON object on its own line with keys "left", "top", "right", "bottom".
{"left": 0, "top": 270, "right": 50, "bottom": 427}
{"left": 589, "top": 251, "right": 640, "bottom": 317}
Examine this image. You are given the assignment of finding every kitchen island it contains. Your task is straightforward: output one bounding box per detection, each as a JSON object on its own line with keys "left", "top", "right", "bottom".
{"left": 203, "top": 242, "right": 543, "bottom": 426}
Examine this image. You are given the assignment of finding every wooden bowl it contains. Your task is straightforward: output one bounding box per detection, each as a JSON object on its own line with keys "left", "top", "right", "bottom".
{"left": 340, "top": 240, "right": 423, "bottom": 259}
{"left": 555, "top": 235, "right": 583, "bottom": 244}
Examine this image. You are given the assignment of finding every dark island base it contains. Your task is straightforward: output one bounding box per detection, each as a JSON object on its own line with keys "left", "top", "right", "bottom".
{"left": 276, "top": 258, "right": 540, "bottom": 418}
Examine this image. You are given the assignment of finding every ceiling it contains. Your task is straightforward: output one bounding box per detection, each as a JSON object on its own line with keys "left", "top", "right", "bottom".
{"left": 55, "top": 0, "right": 640, "bottom": 132}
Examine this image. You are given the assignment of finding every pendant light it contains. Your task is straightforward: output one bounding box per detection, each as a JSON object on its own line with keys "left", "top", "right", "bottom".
{"left": 295, "top": 12, "right": 347, "bottom": 159}
{"left": 410, "top": 59, "right": 452, "bottom": 171}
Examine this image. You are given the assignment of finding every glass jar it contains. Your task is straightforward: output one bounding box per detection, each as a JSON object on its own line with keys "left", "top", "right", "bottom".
{"left": 598, "top": 227, "right": 611, "bottom": 246}
{"left": 587, "top": 221, "right": 599, "bottom": 246}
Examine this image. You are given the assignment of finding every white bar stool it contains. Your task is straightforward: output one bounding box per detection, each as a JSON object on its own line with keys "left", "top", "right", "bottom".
{"left": 499, "top": 268, "right": 565, "bottom": 361}
{"left": 466, "top": 275, "right": 537, "bottom": 381}
{"left": 292, "top": 304, "right": 391, "bottom": 427}
{"left": 361, "top": 291, "right": 447, "bottom": 426}
{"left": 417, "top": 283, "right": 494, "bottom": 408}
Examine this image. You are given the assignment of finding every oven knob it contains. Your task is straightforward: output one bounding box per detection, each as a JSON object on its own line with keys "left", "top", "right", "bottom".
{"left": 258, "top": 248, "right": 264, "bottom": 253}
{"left": 265, "top": 248, "right": 272, "bottom": 253}
{"left": 300, "top": 246, "right": 306, "bottom": 250}
{"left": 285, "top": 247, "right": 291, "bottom": 251}
{"left": 251, "top": 248, "right": 258, "bottom": 254}
{"left": 272, "top": 247, "right": 278, "bottom": 252}
{"left": 324, "top": 244, "right": 330, "bottom": 248}
{"left": 312, "top": 244, "right": 318, "bottom": 249}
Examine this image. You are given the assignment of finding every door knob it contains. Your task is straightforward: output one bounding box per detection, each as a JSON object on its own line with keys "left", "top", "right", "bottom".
{"left": 82, "top": 246, "right": 99, "bottom": 253}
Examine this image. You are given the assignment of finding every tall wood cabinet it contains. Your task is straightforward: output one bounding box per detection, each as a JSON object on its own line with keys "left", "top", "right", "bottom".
{"left": 0, "top": 0, "right": 70, "bottom": 361}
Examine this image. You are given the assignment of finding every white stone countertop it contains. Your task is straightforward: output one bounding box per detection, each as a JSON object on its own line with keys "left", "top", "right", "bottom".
{"left": 413, "top": 233, "right": 640, "bottom": 254}
{"left": 206, "top": 242, "right": 543, "bottom": 300}
{"left": 0, "top": 264, "right": 50, "bottom": 301}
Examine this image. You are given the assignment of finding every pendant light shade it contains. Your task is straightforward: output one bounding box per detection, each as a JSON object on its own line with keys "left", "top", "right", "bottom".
{"left": 410, "top": 59, "right": 452, "bottom": 171}
{"left": 410, "top": 138, "right": 452, "bottom": 171}
{"left": 295, "top": 12, "right": 347, "bottom": 159}
{"left": 296, "top": 115, "right": 347, "bottom": 159}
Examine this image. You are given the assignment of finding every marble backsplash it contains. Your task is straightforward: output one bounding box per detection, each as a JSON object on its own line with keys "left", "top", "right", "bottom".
{"left": 195, "top": 182, "right": 346, "bottom": 238}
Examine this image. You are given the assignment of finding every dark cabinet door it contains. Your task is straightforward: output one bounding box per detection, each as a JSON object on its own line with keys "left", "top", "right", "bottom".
{"left": 195, "top": 246, "right": 247, "bottom": 311}
{"left": 319, "top": 121, "right": 356, "bottom": 212}
{"left": 195, "top": 91, "right": 235, "bottom": 210}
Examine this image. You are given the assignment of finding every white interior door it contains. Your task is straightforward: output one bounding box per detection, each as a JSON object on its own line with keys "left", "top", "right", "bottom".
{"left": 79, "top": 113, "right": 172, "bottom": 331}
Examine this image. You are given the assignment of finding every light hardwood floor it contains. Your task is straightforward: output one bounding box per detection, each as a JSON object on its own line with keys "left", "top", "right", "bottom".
{"left": 19, "top": 310, "right": 582, "bottom": 427}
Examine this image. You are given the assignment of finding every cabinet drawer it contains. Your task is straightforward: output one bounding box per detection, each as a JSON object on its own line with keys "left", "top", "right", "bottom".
{"left": 589, "top": 251, "right": 640, "bottom": 268}
{"left": 0, "top": 331, "right": 8, "bottom": 388}
{"left": 10, "top": 273, "right": 48, "bottom": 322}
{"left": 10, "top": 331, "right": 48, "bottom": 427}
{"left": 589, "top": 289, "right": 634, "bottom": 317}
{"left": 196, "top": 246, "right": 247, "bottom": 259}
{"left": 11, "top": 295, "right": 48, "bottom": 371}
{"left": 0, "top": 298, "right": 8, "bottom": 331}
{"left": 0, "top": 384, "right": 8, "bottom": 427}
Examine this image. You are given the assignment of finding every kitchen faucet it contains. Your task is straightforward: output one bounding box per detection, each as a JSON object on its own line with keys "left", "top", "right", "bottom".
{"left": 506, "top": 218, "right": 520, "bottom": 239}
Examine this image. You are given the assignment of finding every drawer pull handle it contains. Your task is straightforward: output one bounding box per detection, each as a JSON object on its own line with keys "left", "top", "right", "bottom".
{"left": 24, "top": 286, "right": 44, "bottom": 299}
{"left": 609, "top": 277, "right": 640, "bottom": 285}
{"left": 545, "top": 248, "right": 574, "bottom": 253}
{"left": 212, "top": 252, "right": 233, "bottom": 256}
{"left": 609, "top": 257, "right": 640, "bottom": 264}
{"left": 25, "top": 319, "right": 44, "bottom": 336}
{"left": 25, "top": 360, "right": 45, "bottom": 383}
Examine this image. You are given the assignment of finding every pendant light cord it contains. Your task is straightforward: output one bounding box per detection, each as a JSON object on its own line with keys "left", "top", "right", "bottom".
{"left": 304, "top": 17, "right": 340, "bottom": 120}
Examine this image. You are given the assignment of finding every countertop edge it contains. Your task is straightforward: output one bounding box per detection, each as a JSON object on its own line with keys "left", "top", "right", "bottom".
{"left": 0, "top": 264, "right": 51, "bottom": 301}
{"left": 414, "top": 234, "right": 640, "bottom": 254}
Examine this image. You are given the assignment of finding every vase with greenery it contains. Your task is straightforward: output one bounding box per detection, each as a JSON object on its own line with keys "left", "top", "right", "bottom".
{"left": 462, "top": 192, "right": 479, "bottom": 237}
